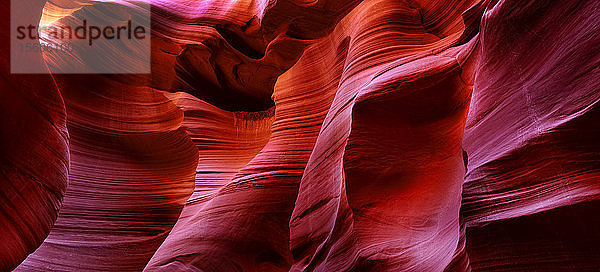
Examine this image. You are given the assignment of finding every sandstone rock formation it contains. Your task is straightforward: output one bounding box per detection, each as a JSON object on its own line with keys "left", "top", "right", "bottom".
{"left": 1, "top": 0, "right": 599, "bottom": 271}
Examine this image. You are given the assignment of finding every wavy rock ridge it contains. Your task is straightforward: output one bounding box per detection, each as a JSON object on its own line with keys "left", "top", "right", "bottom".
{"left": 1, "top": 0, "right": 599, "bottom": 271}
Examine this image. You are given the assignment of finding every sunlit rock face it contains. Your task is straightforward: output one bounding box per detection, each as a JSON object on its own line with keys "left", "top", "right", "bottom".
{"left": 1, "top": 0, "right": 599, "bottom": 271}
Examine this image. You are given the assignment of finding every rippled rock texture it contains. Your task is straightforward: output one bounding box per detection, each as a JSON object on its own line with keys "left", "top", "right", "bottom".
{"left": 1, "top": 0, "right": 599, "bottom": 271}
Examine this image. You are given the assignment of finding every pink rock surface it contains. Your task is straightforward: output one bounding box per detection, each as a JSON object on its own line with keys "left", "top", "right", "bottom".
{"left": 289, "top": 1, "right": 479, "bottom": 270}
{"left": 462, "top": 0, "right": 600, "bottom": 224}
{"left": 1, "top": 0, "right": 599, "bottom": 271}
{"left": 0, "top": 1, "right": 69, "bottom": 270}
{"left": 14, "top": 75, "right": 198, "bottom": 271}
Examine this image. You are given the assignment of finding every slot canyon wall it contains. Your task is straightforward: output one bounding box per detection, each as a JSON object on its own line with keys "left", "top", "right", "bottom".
{"left": 1, "top": 0, "right": 599, "bottom": 271}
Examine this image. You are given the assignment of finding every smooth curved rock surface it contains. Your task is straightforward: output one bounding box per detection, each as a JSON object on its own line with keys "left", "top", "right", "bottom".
{"left": 459, "top": 0, "right": 600, "bottom": 270}
{"left": 0, "top": 1, "right": 69, "bottom": 270}
{"left": 2, "top": 0, "right": 599, "bottom": 271}
{"left": 144, "top": 30, "right": 346, "bottom": 271}
{"left": 13, "top": 74, "right": 198, "bottom": 272}
{"left": 462, "top": 0, "right": 600, "bottom": 225}
{"left": 289, "top": 0, "right": 480, "bottom": 270}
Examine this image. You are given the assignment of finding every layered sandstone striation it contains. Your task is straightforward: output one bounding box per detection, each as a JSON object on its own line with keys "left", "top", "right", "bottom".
{"left": 1, "top": 0, "right": 599, "bottom": 271}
